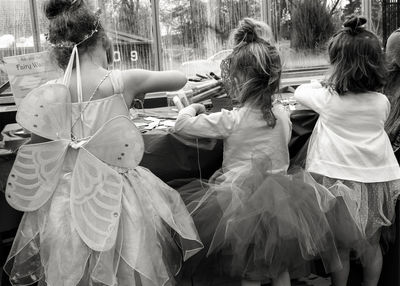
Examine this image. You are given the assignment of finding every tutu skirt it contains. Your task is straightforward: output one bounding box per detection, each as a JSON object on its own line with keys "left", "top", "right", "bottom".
{"left": 317, "top": 175, "right": 400, "bottom": 259}
{"left": 4, "top": 166, "right": 203, "bottom": 286}
{"left": 180, "top": 161, "right": 341, "bottom": 281}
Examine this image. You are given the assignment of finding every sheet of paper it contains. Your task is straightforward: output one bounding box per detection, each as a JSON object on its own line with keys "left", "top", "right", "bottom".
{"left": 3, "top": 51, "right": 63, "bottom": 106}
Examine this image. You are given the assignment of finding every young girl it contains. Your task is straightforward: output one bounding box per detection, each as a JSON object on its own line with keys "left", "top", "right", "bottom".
{"left": 294, "top": 15, "right": 400, "bottom": 286}
{"left": 4, "top": 0, "right": 202, "bottom": 285}
{"left": 174, "top": 18, "right": 340, "bottom": 286}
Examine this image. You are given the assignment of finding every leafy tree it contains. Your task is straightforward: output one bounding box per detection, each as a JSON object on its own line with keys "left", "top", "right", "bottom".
{"left": 291, "top": 0, "right": 335, "bottom": 50}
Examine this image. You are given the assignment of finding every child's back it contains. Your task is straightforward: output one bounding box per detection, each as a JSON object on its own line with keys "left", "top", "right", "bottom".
{"left": 295, "top": 82, "right": 398, "bottom": 182}
{"left": 3, "top": 1, "right": 203, "bottom": 286}
{"left": 295, "top": 15, "right": 400, "bottom": 286}
{"left": 175, "top": 18, "right": 340, "bottom": 286}
{"left": 175, "top": 103, "right": 291, "bottom": 174}
{"left": 222, "top": 104, "right": 291, "bottom": 172}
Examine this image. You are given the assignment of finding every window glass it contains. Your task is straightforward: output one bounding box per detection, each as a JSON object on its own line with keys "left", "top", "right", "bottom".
{"left": 36, "top": 0, "right": 156, "bottom": 71}
{"left": 159, "top": 0, "right": 261, "bottom": 76}
{"left": 8, "top": 0, "right": 379, "bottom": 83}
{"left": 100, "top": 0, "right": 156, "bottom": 70}
{"left": 0, "top": 0, "right": 37, "bottom": 86}
{"left": 273, "top": 0, "right": 380, "bottom": 70}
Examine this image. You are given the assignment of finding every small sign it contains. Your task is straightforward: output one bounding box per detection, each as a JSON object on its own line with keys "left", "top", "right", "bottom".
{"left": 3, "top": 51, "right": 62, "bottom": 106}
{"left": 130, "top": 50, "right": 138, "bottom": 62}
{"left": 113, "top": 51, "right": 121, "bottom": 62}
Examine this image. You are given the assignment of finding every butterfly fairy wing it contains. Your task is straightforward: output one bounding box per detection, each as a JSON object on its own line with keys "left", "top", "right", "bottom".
{"left": 6, "top": 140, "right": 69, "bottom": 211}
{"left": 16, "top": 83, "right": 72, "bottom": 140}
{"left": 71, "top": 116, "right": 144, "bottom": 251}
{"left": 84, "top": 115, "right": 144, "bottom": 169}
{"left": 71, "top": 148, "right": 123, "bottom": 251}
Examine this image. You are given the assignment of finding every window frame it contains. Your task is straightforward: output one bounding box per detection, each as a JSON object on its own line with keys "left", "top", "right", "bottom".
{"left": 27, "top": 0, "right": 374, "bottom": 72}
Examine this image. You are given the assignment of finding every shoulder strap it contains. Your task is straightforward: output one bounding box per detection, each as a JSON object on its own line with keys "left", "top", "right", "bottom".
{"left": 109, "top": 70, "right": 124, "bottom": 95}
{"left": 63, "top": 46, "right": 83, "bottom": 103}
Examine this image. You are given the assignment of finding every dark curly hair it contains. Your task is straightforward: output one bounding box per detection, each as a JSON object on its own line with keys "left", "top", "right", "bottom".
{"left": 44, "top": 0, "right": 109, "bottom": 69}
{"left": 229, "top": 18, "right": 281, "bottom": 127}
{"left": 326, "top": 15, "right": 387, "bottom": 95}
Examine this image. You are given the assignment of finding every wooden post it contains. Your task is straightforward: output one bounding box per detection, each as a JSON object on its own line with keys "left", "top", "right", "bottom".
{"left": 261, "top": 0, "right": 276, "bottom": 41}
{"left": 28, "top": 0, "right": 41, "bottom": 52}
{"left": 151, "top": 0, "right": 163, "bottom": 71}
{"left": 261, "top": 0, "right": 272, "bottom": 26}
{"left": 361, "top": 0, "right": 372, "bottom": 30}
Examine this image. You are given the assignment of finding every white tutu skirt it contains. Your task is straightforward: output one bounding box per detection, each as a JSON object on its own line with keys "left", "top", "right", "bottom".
{"left": 4, "top": 167, "right": 203, "bottom": 286}
{"left": 317, "top": 175, "right": 400, "bottom": 258}
{"left": 179, "top": 161, "right": 341, "bottom": 281}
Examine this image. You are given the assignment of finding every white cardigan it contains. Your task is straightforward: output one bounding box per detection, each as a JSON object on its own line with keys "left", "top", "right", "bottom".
{"left": 294, "top": 81, "right": 400, "bottom": 183}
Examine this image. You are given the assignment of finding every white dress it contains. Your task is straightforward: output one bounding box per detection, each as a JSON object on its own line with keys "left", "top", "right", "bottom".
{"left": 4, "top": 47, "right": 202, "bottom": 286}
{"left": 174, "top": 103, "right": 340, "bottom": 280}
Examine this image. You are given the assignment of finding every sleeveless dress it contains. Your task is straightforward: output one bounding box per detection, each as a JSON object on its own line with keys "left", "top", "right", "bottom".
{"left": 4, "top": 46, "right": 203, "bottom": 286}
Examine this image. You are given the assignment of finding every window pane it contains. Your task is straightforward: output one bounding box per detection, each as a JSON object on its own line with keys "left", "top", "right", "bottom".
{"left": 100, "top": 0, "right": 155, "bottom": 70}
{"left": 273, "top": 0, "right": 372, "bottom": 70}
{"left": 0, "top": 0, "right": 36, "bottom": 86}
{"left": 36, "top": 0, "right": 156, "bottom": 71}
{"left": 160, "top": 0, "right": 262, "bottom": 76}
{"left": 371, "top": 0, "right": 383, "bottom": 41}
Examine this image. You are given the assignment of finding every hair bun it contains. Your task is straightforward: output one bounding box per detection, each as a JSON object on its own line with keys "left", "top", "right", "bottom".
{"left": 343, "top": 15, "right": 367, "bottom": 30}
{"left": 44, "top": 0, "right": 82, "bottom": 19}
{"left": 235, "top": 18, "right": 261, "bottom": 44}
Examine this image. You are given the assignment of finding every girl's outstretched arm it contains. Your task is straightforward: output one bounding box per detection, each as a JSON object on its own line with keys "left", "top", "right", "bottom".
{"left": 122, "top": 69, "right": 187, "bottom": 105}
{"left": 174, "top": 104, "right": 237, "bottom": 139}
{"left": 294, "top": 81, "right": 330, "bottom": 113}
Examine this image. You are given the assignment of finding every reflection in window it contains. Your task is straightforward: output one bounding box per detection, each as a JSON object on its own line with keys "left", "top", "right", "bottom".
{"left": 160, "top": 0, "right": 261, "bottom": 76}
{"left": 36, "top": 0, "right": 156, "bottom": 71}
{"left": 100, "top": 0, "right": 155, "bottom": 71}
{"left": 0, "top": 0, "right": 37, "bottom": 86}
{"left": 273, "top": 0, "right": 382, "bottom": 70}
{"left": 8, "top": 0, "right": 382, "bottom": 80}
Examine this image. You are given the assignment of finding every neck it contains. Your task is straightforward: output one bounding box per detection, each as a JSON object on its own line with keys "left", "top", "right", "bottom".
{"left": 78, "top": 49, "right": 107, "bottom": 70}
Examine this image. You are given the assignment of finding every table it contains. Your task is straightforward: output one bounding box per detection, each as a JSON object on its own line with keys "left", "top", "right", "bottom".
{"left": 0, "top": 110, "right": 399, "bottom": 285}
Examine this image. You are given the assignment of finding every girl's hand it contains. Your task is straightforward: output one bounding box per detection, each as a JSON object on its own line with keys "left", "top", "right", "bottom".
{"left": 191, "top": 103, "right": 206, "bottom": 115}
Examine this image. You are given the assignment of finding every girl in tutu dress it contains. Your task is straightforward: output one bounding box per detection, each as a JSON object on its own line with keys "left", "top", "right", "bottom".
{"left": 174, "top": 18, "right": 340, "bottom": 286}
{"left": 294, "top": 15, "right": 400, "bottom": 286}
{"left": 3, "top": 0, "right": 202, "bottom": 285}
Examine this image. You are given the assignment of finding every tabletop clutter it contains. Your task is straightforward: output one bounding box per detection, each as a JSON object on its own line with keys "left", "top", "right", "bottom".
{"left": 0, "top": 73, "right": 299, "bottom": 152}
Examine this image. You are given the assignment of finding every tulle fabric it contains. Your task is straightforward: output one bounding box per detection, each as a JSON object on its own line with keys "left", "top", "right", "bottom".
{"left": 317, "top": 176, "right": 400, "bottom": 257}
{"left": 4, "top": 166, "right": 203, "bottom": 286}
{"left": 180, "top": 158, "right": 341, "bottom": 281}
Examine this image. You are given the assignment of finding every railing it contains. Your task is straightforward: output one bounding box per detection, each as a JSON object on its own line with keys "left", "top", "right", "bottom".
{"left": 383, "top": 0, "right": 400, "bottom": 46}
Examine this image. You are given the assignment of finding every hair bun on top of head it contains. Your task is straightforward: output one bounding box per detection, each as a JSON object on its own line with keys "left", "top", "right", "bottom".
{"left": 235, "top": 18, "right": 261, "bottom": 44}
{"left": 44, "top": 0, "right": 82, "bottom": 19}
{"left": 343, "top": 15, "right": 367, "bottom": 33}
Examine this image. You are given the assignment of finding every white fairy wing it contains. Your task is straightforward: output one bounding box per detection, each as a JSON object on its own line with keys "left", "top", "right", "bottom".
{"left": 71, "top": 148, "right": 123, "bottom": 251}
{"left": 84, "top": 115, "right": 144, "bottom": 169}
{"left": 16, "top": 83, "right": 71, "bottom": 140}
{"left": 6, "top": 140, "right": 69, "bottom": 211}
{"left": 71, "top": 116, "right": 144, "bottom": 251}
